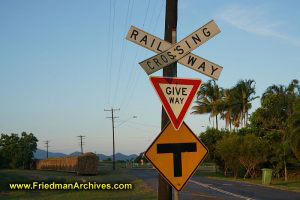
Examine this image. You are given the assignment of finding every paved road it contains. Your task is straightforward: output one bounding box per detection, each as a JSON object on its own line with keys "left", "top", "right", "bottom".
{"left": 130, "top": 169, "right": 300, "bottom": 200}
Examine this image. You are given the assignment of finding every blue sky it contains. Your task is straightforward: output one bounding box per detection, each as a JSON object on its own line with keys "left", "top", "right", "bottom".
{"left": 0, "top": 0, "right": 299, "bottom": 155}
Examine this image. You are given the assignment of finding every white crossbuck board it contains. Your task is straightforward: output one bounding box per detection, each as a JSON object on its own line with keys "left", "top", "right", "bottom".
{"left": 139, "top": 20, "right": 220, "bottom": 73}
{"left": 126, "top": 25, "right": 223, "bottom": 79}
{"left": 126, "top": 20, "right": 222, "bottom": 79}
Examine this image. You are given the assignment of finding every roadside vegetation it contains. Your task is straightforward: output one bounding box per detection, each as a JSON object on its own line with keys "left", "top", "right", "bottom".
{"left": 0, "top": 132, "right": 38, "bottom": 169}
{"left": 192, "top": 79, "right": 300, "bottom": 181}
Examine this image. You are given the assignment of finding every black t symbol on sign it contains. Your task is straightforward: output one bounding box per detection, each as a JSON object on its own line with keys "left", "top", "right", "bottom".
{"left": 157, "top": 143, "right": 197, "bottom": 177}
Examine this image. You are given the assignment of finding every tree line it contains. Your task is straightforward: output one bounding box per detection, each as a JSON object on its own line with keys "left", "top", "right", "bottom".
{"left": 193, "top": 79, "right": 300, "bottom": 180}
{"left": 0, "top": 132, "right": 38, "bottom": 169}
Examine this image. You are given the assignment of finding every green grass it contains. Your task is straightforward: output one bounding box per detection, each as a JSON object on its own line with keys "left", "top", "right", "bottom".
{"left": 98, "top": 161, "right": 131, "bottom": 169}
{"left": 194, "top": 170, "right": 300, "bottom": 192}
{"left": 267, "top": 179, "right": 300, "bottom": 192}
{"left": 0, "top": 169, "right": 156, "bottom": 200}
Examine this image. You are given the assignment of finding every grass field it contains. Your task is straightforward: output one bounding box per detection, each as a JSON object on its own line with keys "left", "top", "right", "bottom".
{"left": 0, "top": 168, "right": 156, "bottom": 200}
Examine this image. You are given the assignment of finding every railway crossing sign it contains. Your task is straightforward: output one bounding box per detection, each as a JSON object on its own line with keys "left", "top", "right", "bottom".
{"left": 125, "top": 18, "right": 220, "bottom": 193}
{"left": 126, "top": 20, "right": 222, "bottom": 79}
{"left": 144, "top": 122, "right": 208, "bottom": 191}
{"left": 150, "top": 76, "right": 201, "bottom": 130}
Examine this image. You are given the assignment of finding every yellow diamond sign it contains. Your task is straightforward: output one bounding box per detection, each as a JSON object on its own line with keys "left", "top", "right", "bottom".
{"left": 144, "top": 122, "right": 208, "bottom": 191}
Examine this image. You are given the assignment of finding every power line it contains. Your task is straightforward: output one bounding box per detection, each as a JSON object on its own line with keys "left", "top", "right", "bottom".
{"left": 153, "top": 0, "right": 165, "bottom": 33}
{"left": 77, "top": 135, "right": 86, "bottom": 154}
{"left": 121, "top": 0, "right": 164, "bottom": 112}
{"left": 114, "top": 115, "right": 137, "bottom": 128}
{"left": 104, "top": 108, "right": 120, "bottom": 170}
{"left": 142, "top": 0, "right": 151, "bottom": 27}
{"left": 119, "top": 0, "right": 136, "bottom": 109}
{"left": 120, "top": 44, "right": 140, "bottom": 110}
{"left": 120, "top": 0, "right": 152, "bottom": 110}
{"left": 120, "top": 123, "right": 158, "bottom": 135}
{"left": 123, "top": 120, "right": 159, "bottom": 128}
{"left": 128, "top": 0, "right": 135, "bottom": 27}
{"left": 108, "top": 0, "right": 116, "bottom": 106}
{"left": 105, "top": 0, "right": 113, "bottom": 107}
{"left": 122, "top": 65, "right": 142, "bottom": 110}
{"left": 147, "top": 0, "right": 157, "bottom": 27}
{"left": 113, "top": 0, "right": 132, "bottom": 107}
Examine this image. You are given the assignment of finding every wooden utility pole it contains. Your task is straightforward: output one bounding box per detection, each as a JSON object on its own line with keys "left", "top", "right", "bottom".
{"left": 77, "top": 135, "right": 86, "bottom": 154}
{"left": 158, "top": 0, "right": 178, "bottom": 199}
{"left": 45, "top": 140, "right": 49, "bottom": 159}
{"left": 104, "top": 108, "right": 120, "bottom": 170}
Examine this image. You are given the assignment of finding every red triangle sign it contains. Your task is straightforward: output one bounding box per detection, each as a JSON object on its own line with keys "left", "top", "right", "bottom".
{"left": 150, "top": 76, "right": 202, "bottom": 130}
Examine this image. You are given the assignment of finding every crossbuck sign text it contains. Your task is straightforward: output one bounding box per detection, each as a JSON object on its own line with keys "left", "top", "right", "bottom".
{"left": 126, "top": 20, "right": 223, "bottom": 79}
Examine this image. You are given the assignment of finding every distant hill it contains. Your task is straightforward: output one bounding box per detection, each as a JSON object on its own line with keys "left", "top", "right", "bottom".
{"left": 115, "top": 153, "right": 137, "bottom": 161}
{"left": 97, "top": 153, "right": 137, "bottom": 161}
{"left": 69, "top": 151, "right": 81, "bottom": 156}
{"left": 98, "top": 154, "right": 109, "bottom": 160}
{"left": 34, "top": 149, "right": 138, "bottom": 161}
{"left": 34, "top": 149, "right": 66, "bottom": 159}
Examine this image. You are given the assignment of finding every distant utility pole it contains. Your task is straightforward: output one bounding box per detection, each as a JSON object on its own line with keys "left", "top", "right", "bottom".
{"left": 44, "top": 141, "right": 50, "bottom": 159}
{"left": 77, "top": 135, "right": 86, "bottom": 154}
{"left": 104, "top": 108, "right": 120, "bottom": 170}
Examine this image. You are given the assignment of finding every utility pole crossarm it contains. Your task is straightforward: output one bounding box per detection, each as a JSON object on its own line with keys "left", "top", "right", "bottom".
{"left": 106, "top": 116, "right": 119, "bottom": 119}
{"left": 77, "top": 135, "right": 86, "bottom": 154}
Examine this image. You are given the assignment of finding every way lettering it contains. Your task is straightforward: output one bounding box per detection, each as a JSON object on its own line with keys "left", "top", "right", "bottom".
{"left": 139, "top": 20, "right": 221, "bottom": 73}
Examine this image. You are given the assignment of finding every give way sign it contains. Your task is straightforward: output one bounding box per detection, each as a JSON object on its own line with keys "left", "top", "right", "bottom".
{"left": 150, "top": 76, "right": 201, "bottom": 130}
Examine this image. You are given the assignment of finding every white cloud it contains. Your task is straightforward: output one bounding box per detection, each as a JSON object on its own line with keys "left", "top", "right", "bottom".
{"left": 216, "top": 5, "right": 300, "bottom": 46}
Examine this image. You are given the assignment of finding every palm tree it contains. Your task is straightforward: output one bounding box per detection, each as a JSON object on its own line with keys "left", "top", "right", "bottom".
{"left": 262, "top": 79, "right": 300, "bottom": 116}
{"left": 191, "top": 80, "right": 223, "bottom": 129}
{"left": 220, "top": 88, "right": 236, "bottom": 130}
{"left": 229, "top": 80, "right": 259, "bottom": 128}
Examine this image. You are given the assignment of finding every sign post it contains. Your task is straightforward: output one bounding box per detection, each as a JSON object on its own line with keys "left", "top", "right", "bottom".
{"left": 158, "top": 1, "right": 178, "bottom": 199}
